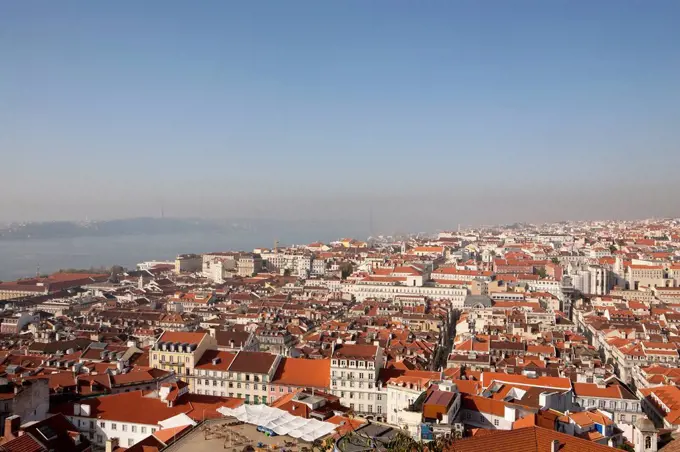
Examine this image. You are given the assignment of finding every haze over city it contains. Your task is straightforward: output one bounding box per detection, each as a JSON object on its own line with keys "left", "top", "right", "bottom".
{"left": 2, "top": 1, "right": 680, "bottom": 228}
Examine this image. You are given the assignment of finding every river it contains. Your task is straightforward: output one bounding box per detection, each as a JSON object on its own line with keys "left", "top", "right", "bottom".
{"left": 0, "top": 229, "right": 349, "bottom": 280}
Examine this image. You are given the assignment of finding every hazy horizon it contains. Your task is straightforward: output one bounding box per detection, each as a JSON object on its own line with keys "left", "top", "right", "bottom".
{"left": 3, "top": 1, "right": 679, "bottom": 228}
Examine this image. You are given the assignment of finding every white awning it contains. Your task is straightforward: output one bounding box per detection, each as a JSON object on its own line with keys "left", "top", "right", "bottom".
{"left": 217, "top": 405, "right": 337, "bottom": 442}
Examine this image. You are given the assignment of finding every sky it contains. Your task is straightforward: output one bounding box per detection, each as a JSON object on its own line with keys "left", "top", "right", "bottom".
{"left": 2, "top": 1, "right": 680, "bottom": 231}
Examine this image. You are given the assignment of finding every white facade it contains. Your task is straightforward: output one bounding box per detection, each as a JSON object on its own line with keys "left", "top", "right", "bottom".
{"left": 345, "top": 283, "right": 466, "bottom": 307}
{"left": 69, "top": 414, "right": 159, "bottom": 448}
{"left": 330, "top": 349, "right": 385, "bottom": 418}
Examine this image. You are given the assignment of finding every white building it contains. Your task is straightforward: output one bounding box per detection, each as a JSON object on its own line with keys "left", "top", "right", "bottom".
{"left": 330, "top": 343, "right": 385, "bottom": 419}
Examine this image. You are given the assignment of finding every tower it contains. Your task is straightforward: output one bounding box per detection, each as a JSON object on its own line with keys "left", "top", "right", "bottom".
{"left": 633, "top": 418, "right": 658, "bottom": 452}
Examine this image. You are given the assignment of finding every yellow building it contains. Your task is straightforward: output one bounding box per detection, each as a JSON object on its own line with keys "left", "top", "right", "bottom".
{"left": 149, "top": 331, "right": 216, "bottom": 391}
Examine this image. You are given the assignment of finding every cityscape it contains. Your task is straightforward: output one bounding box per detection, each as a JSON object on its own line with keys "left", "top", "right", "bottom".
{"left": 0, "top": 218, "right": 680, "bottom": 451}
{"left": 3, "top": 1, "right": 680, "bottom": 451}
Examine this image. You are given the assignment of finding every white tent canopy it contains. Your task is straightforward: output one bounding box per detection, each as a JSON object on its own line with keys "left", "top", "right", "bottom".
{"left": 159, "top": 413, "right": 197, "bottom": 430}
{"left": 217, "top": 405, "right": 337, "bottom": 442}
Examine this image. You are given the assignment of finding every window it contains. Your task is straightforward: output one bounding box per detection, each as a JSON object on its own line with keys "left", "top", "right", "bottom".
{"left": 132, "top": 426, "right": 137, "bottom": 433}
{"left": 111, "top": 423, "right": 117, "bottom": 431}
{"left": 141, "top": 427, "right": 147, "bottom": 434}
{"left": 646, "top": 437, "right": 652, "bottom": 449}
{"left": 151, "top": 428, "right": 156, "bottom": 434}
{"left": 377, "top": 394, "right": 382, "bottom": 401}
{"left": 128, "top": 439, "right": 134, "bottom": 446}
{"left": 100, "top": 422, "right": 105, "bottom": 428}
{"left": 377, "top": 405, "right": 382, "bottom": 414}
{"left": 350, "top": 403, "right": 355, "bottom": 410}
{"left": 122, "top": 425, "right": 127, "bottom": 432}
{"left": 97, "top": 435, "right": 103, "bottom": 443}
{"left": 494, "top": 419, "right": 499, "bottom": 426}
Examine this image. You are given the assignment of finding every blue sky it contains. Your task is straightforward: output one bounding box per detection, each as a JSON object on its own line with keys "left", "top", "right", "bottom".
{"left": 2, "top": 1, "right": 679, "bottom": 229}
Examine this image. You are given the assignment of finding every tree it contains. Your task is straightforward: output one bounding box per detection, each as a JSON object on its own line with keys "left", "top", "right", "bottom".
{"left": 536, "top": 267, "right": 548, "bottom": 278}
{"left": 551, "top": 257, "right": 560, "bottom": 265}
{"left": 609, "top": 244, "right": 618, "bottom": 253}
{"left": 340, "top": 262, "right": 354, "bottom": 280}
{"left": 283, "top": 268, "right": 292, "bottom": 277}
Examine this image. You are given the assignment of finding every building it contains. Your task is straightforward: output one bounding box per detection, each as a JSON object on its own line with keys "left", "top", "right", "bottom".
{"left": 149, "top": 331, "right": 217, "bottom": 391}
{"left": 174, "top": 254, "right": 202, "bottom": 274}
{"left": 269, "top": 357, "right": 331, "bottom": 402}
{"left": 0, "top": 414, "right": 91, "bottom": 452}
{"left": 0, "top": 273, "right": 108, "bottom": 301}
{"left": 0, "top": 312, "right": 40, "bottom": 334}
{"left": 447, "top": 425, "right": 622, "bottom": 452}
{"left": 330, "top": 344, "right": 384, "bottom": 419}
{"left": 194, "top": 350, "right": 281, "bottom": 405}
{"left": 51, "top": 382, "right": 242, "bottom": 449}
{"left": 0, "top": 379, "right": 50, "bottom": 435}
{"left": 626, "top": 265, "right": 670, "bottom": 290}
{"left": 573, "top": 379, "right": 642, "bottom": 429}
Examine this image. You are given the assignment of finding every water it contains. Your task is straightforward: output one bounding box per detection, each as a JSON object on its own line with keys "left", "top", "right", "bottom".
{"left": 0, "top": 229, "right": 349, "bottom": 280}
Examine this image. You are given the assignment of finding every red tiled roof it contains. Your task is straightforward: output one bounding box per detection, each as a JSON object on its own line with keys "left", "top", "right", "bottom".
{"left": 50, "top": 390, "right": 242, "bottom": 425}
{"left": 271, "top": 357, "right": 330, "bottom": 389}
{"left": 157, "top": 331, "right": 207, "bottom": 345}
{"left": 446, "top": 426, "right": 619, "bottom": 452}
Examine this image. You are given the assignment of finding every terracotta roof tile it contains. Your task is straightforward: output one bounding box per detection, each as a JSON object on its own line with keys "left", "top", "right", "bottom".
{"left": 447, "top": 426, "right": 618, "bottom": 452}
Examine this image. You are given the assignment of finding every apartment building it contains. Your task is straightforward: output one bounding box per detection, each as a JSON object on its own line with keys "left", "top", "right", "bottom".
{"left": 149, "top": 331, "right": 217, "bottom": 391}
{"left": 573, "top": 379, "right": 642, "bottom": 440}
{"left": 193, "top": 350, "right": 281, "bottom": 405}
{"left": 330, "top": 343, "right": 384, "bottom": 418}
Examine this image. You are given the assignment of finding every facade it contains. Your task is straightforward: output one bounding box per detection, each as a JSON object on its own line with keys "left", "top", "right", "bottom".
{"left": 194, "top": 350, "right": 281, "bottom": 405}
{"left": 346, "top": 283, "right": 466, "bottom": 307}
{"left": 174, "top": 254, "right": 202, "bottom": 274}
{"left": 330, "top": 344, "right": 384, "bottom": 418}
{"left": 0, "top": 379, "right": 50, "bottom": 436}
{"left": 573, "top": 380, "right": 642, "bottom": 426}
{"left": 149, "top": 331, "right": 217, "bottom": 391}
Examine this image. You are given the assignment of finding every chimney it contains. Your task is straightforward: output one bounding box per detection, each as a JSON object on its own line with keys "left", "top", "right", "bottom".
{"left": 105, "top": 437, "right": 119, "bottom": 452}
{"left": 551, "top": 439, "right": 561, "bottom": 452}
{"left": 4, "top": 415, "right": 20, "bottom": 440}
